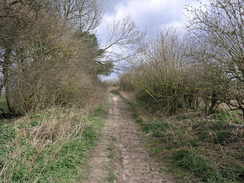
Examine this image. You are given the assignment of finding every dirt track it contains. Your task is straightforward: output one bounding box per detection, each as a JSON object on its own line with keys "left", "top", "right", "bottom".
{"left": 84, "top": 94, "right": 175, "bottom": 183}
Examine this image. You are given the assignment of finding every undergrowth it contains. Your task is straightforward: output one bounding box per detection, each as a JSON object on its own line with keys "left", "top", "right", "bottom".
{"left": 117, "top": 91, "right": 244, "bottom": 183}
{"left": 0, "top": 106, "right": 107, "bottom": 183}
{"left": 0, "top": 96, "right": 8, "bottom": 113}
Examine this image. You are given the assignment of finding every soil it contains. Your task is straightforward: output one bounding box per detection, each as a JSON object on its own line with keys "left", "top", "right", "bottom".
{"left": 83, "top": 93, "right": 175, "bottom": 183}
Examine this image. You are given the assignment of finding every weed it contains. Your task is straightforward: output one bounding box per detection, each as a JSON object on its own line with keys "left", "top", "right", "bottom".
{"left": 115, "top": 93, "right": 244, "bottom": 183}
{"left": 172, "top": 150, "right": 224, "bottom": 183}
{"left": 220, "top": 162, "right": 244, "bottom": 182}
{"left": 91, "top": 106, "right": 108, "bottom": 118}
{"left": 0, "top": 96, "right": 8, "bottom": 113}
{"left": 142, "top": 120, "right": 171, "bottom": 137}
{"left": 0, "top": 106, "right": 107, "bottom": 183}
{"left": 0, "top": 124, "right": 16, "bottom": 157}
{"left": 106, "top": 139, "right": 117, "bottom": 183}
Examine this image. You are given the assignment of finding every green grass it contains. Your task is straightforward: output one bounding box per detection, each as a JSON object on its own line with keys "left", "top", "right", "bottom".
{"left": 141, "top": 120, "right": 172, "bottom": 137}
{"left": 116, "top": 91, "right": 244, "bottom": 183}
{"left": 0, "top": 96, "right": 9, "bottom": 113}
{"left": 172, "top": 150, "right": 224, "bottom": 183}
{"left": 0, "top": 123, "right": 16, "bottom": 172}
{"left": 0, "top": 106, "right": 107, "bottom": 183}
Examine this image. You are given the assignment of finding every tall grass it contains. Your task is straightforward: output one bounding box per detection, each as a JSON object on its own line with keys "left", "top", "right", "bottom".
{"left": 0, "top": 105, "right": 107, "bottom": 183}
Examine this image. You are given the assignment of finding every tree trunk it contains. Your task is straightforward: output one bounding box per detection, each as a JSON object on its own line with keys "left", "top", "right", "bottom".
{"left": 2, "top": 48, "right": 14, "bottom": 113}
{"left": 209, "top": 92, "right": 218, "bottom": 114}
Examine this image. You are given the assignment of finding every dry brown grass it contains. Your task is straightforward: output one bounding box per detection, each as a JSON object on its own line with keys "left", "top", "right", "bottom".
{"left": 15, "top": 108, "right": 88, "bottom": 149}
{"left": 0, "top": 98, "right": 108, "bottom": 182}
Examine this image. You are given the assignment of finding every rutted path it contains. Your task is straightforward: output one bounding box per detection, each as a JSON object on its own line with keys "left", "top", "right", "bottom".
{"left": 84, "top": 93, "right": 175, "bottom": 183}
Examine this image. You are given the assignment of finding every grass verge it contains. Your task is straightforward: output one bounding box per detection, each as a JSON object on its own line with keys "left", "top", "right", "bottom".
{"left": 116, "top": 90, "right": 244, "bottom": 183}
{"left": 0, "top": 105, "right": 107, "bottom": 183}
{"left": 0, "top": 96, "right": 8, "bottom": 113}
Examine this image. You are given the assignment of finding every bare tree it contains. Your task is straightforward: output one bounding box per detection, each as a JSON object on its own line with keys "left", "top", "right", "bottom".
{"left": 52, "top": 0, "right": 102, "bottom": 31}
{"left": 189, "top": 0, "right": 244, "bottom": 82}
{"left": 98, "top": 17, "right": 144, "bottom": 75}
{"left": 188, "top": 0, "right": 244, "bottom": 117}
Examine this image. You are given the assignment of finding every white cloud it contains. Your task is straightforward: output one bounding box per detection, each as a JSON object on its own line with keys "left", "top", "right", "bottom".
{"left": 112, "top": 0, "right": 183, "bottom": 22}
{"left": 96, "top": 0, "right": 198, "bottom": 79}
{"left": 97, "top": 0, "right": 193, "bottom": 37}
{"left": 96, "top": 0, "right": 195, "bottom": 56}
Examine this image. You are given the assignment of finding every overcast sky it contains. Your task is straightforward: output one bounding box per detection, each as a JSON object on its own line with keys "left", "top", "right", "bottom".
{"left": 96, "top": 0, "right": 198, "bottom": 79}
{"left": 97, "top": 0, "right": 197, "bottom": 41}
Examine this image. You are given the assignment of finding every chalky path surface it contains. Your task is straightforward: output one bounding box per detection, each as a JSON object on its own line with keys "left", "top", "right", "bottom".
{"left": 84, "top": 94, "right": 175, "bottom": 183}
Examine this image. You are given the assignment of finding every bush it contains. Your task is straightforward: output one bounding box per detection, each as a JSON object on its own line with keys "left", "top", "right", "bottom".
{"left": 0, "top": 0, "right": 108, "bottom": 115}
{"left": 119, "top": 32, "right": 236, "bottom": 116}
{"left": 5, "top": 17, "right": 102, "bottom": 114}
